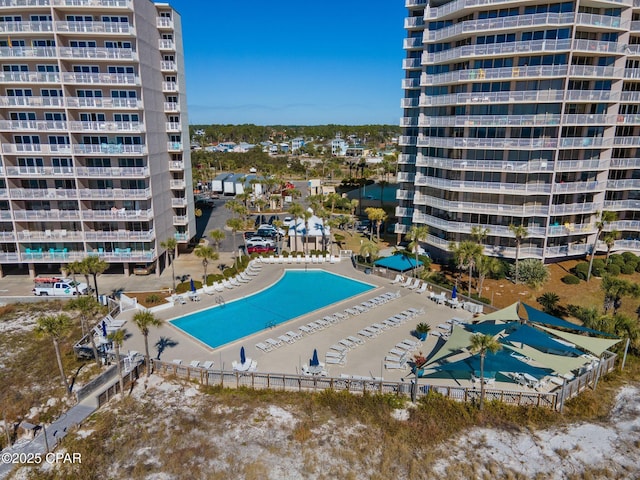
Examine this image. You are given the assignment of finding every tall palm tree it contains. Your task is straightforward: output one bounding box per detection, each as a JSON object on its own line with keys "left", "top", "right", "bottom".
{"left": 603, "top": 230, "right": 620, "bottom": 263}
{"left": 194, "top": 244, "right": 218, "bottom": 286}
{"left": 132, "top": 311, "right": 163, "bottom": 377}
{"left": 406, "top": 224, "right": 429, "bottom": 278}
{"left": 65, "top": 295, "right": 103, "bottom": 367}
{"left": 365, "top": 207, "right": 387, "bottom": 242}
{"left": 359, "top": 239, "right": 379, "bottom": 264}
{"left": 476, "top": 255, "right": 501, "bottom": 297}
{"left": 82, "top": 255, "right": 108, "bottom": 301}
{"left": 287, "top": 202, "right": 305, "bottom": 253}
{"left": 588, "top": 211, "right": 618, "bottom": 280}
{"left": 326, "top": 192, "right": 341, "bottom": 215}
{"left": 226, "top": 217, "right": 244, "bottom": 267}
{"left": 508, "top": 224, "right": 529, "bottom": 284}
{"left": 160, "top": 237, "right": 178, "bottom": 293}
{"left": 469, "top": 333, "right": 502, "bottom": 410}
{"left": 470, "top": 226, "right": 490, "bottom": 246}
{"left": 65, "top": 260, "right": 84, "bottom": 296}
{"left": 35, "top": 314, "right": 73, "bottom": 393}
{"left": 453, "top": 241, "right": 483, "bottom": 296}
{"left": 107, "top": 328, "right": 126, "bottom": 397}
{"left": 302, "top": 209, "right": 313, "bottom": 255}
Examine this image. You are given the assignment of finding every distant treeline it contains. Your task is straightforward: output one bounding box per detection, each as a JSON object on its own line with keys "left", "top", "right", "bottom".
{"left": 189, "top": 124, "right": 401, "bottom": 145}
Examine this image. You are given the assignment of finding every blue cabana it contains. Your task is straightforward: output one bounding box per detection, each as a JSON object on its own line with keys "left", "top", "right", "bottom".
{"left": 434, "top": 349, "right": 554, "bottom": 379}
{"left": 374, "top": 254, "right": 423, "bottom": 272}
{"left": 503, "top": 324, "right": 585, "bottom": 356}
{"left": 523, "top": 304, "right": 614, "bottom": 336}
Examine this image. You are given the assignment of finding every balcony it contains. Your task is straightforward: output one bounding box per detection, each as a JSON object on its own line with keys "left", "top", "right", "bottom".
{"left": 73, "top": 144, "right": 147, "bottom": 155}
{"left": 396, "top": 189, "right": 414, "bottom": 200}
{"left": 422, "top": 64, "right": 569, "bottom": 87}
{"left": 62, "top": 72, "right": 140, "bottom": 85}
{"left": 157, "top": 17, "right": 174, "bottom": 29}
{"left": 162, "top": 81, "right": 177, "bottom": 92}
{"left": 84, "top": 230, "right": 154, "bottom": 242}
{"left": 549, "top": 202, "right": 597, "bottom": 215}
{"left": 170, "top": 179, "right": 186, "bottom": 189}
{"left": 68, "top": 121, "right": 144, "bottom": 133}
{"left": 413, "top": 193, "right": 550, "bottom": 216}
{"left": 552, "top": 180, "right": 604, "bottom": 194}
{"left": 5, "top": 166, "right": 74, "bottom": 176}
{"left": 91, "top": 250, "right": 156, "bottom": 263}
{"left": 0, "top": 96, "right": 65, "bottom": 108}
{"left": 417, "top": 155, "right": 552, "bottom": 172}
{"left": 559, "top": 137, "right": 611, "bottom": 148}
{"left": 75, "top": 166, "right": 149, "bottom": 177}
{"left": 0, "top": 232, "right": 15, "bottom": 241}
{"left": 173, "top": 215, "right": 188, "bottom": 225}
{"left": 404, "top": 17, "right": 424, "bottom": 29}
{"left": 0, "top": 120, "right": 67, "bottom": 131}
{"left": 166, "top": 122, "right": 181, "bottom": 132}
{"left": 547, "top": 223, "right": 594, "bottom": 236}
{"left": 78, "top": 187, "right": 151, "bottom": 199}
{"left": 420, "top": 89, "right": 565, "bottom": 107}
{"left": 418, "top": 113, "right": 561, "bottom": 128}
{"left": 58, "top": 47, "right": 137, "bottom": 61}
{"left": 556, "top": 159, "right": 608, "bottom": 171}
{"left": 397, "top": 154, "right": 415, "bottom": 165}
{"left": 171, "top": 197, "right": 187, "bottom": 207}
{"left": 0, "top": 72, "right": 59, "bottom": 83}
{"left": 159, "top": 39, "right": 175, "bottom": 50}
{"left": 417, "top": 136, "right": 558, "bottom": 149}
{"left": 607, "top": 179, "right": 640, "bottom": 190}
{"left": 13, "top": 209, "right": 81, "bottom": 221}
{"left": 395, "top": 206, "right": 414, "bottom": 217}
{"left": 169, "top": 161, "right": 184, "bottom": 170}
{"left": 402, "top": 58, "right": 421, "bottom": 69}
{"left": 161, "top": 61, "right": 177, "bottom": 72}
{"left": 397, "top": 172, "right": 415, "bottom": 183}
{"left": 545, "top": 243, "right": 591, "bottom": 258}
{"left": 164, "top": 102, "right": 179, "bottom": 112}
{"left": 401, "top": 78, "right": 420, "bottom": 89}
{"left": 17, "top": 230, "right": 82, "bottom": 241}
{"left": 576, "top": 12, "right": 622, "bottom": 29}
{"left": 51, "top": 0, "right": 133, "bottom": 8}
{"left": 398, "top": 136, "right": 416, "bottom": 146}
{"left": 10, "top": 188, "right": 78, "bottom": 200}
{"left": 415, "top": 174, "right": 552, "bottom": 194}
{"left": 167, "top": 142, "right": 182, "bottom": 152}
{"left": 55, "top": 21, "right": 134, "bottom": 34}
{"left": 2, "top": 144, "right": 72, "bottom": 155}
{"left": 174, "top": 232, "right": 189, "bottom": 242}
{"left": 66, "top": 97, "right": 142, "bottom": 109}
{"left": 403, "top": 37, "right": 423, "bottom": 49}
{"left": 81, "top": 208, "right": 153, "bottom": 220}
{"left": 0, "top": 46, "right": 56, "bottom": 58}
{"left": 0, "top": 20, "right": 53, "bottom": 32}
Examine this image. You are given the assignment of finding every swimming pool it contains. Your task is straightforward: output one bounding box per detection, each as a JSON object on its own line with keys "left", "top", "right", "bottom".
{"left": 170, "top": 270, "right": 375, "bottom": 348}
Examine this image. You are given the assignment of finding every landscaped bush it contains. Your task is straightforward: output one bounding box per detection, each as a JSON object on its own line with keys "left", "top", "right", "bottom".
{"left": 592, "top": 259, "right": 606, "bottom": 277}
{"left": 635, "top": 262, "right": 640, "bottom": 273}
{"left": 606, "top": 263, "right": 621, "bottom": 276}
{"left": 622, "top": 251, "right": 638, "bottom": 263}
{"left": 562, "top": 274, "right": 581, "bottom": 285}
{"left": 144, "top": 293, "right": 163, "bottom": 305}
{"left": 175, "top": 280, "right": 202, "bottom": 294}
{"left": 573, "top": 262, "right": 589, "bottom": 280}
{"left": 510, "top": 259, "right": 549, "bottom": 288}
{"left": 620, "top": 263, "right": 636, "bottom": 275}
{"left": 609, "top": 254, "right": 624, "bottom": 266}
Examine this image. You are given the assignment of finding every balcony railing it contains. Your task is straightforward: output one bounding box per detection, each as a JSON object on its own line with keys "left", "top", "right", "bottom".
{"left": 10, "top": 188, "right": 78, "bottom": 199}
{"left": 13, "top": 209, "right": 81, "bottom": 221}
{"left": 413, "top": 193, "right": 550, "bottom": 216}
{"left": 160, "top": 61, "right": 177, "bottom": 71}
{"left": 607, "top": 179, "right": 640, "bottom": 190}
{"left": 170, "top": 179, "right": 186, "bottom": 189}
{"left": 171, "top": 198, "right": 187, "bottom": 207}
{"left": 169, "top": 161, "right": 184, "bottom": 170}
{"left": 415, "top": 174, "right": 552, "bottom": 194}
{"left": 78, "top": 188, "right": 151, "bottom": 199}
{"left": 167, "top": 142, "right": 183, "bottom": 151}
{"left": 84, "top": 230, "right": 154, "bottom": 242}
{"left": 417, "top": 136, "right": 558, "bottom": 149}
{"left": 5, "top": 166, "right": 74, "bottom": 176}
{"left": 0, "top": 20, "right": 53, "bottom": 32}
{"left": 156, "top": 17, "right": 174, "bottom": 29}
{"left": 81, "top": 208, "right": 153, "bottom": 220}
{"left": 604, "top": 199, "right": 640, "bottom": 210}
{"left": 51, "top": 0, "right": 133, "bottom": 8}
{"left": 0, "top": 120, "right": 67, "bottom": 131}
{"left": 0, "top": 72, "right": 59, "bottom": 83}
{"left": 547, "top": 223, "right": 594, "bottom": 236}
{"left": 55, "top": 21, "right": 134, "bottom": 34}
{"left": 174, "top": 232, "right": 189, "bottom": 241}
{"left": 422, "top": 65, "right": 569, "bottom": 87}
{"left": 159, "top": 39, "right": 175, "bottom": 50}
{"left": 556, "top": 159, "right": 608, "bottom": 171}
{"left": 403, "top": 17, "right": 424, "bottom": 29}
{"left": 17, "top": 230, "right": 82, "bottom": 241}
{"left": 173, "top": 215, "right": 188, "bottom": 225}
{"left": 162, "top": 81, "right": 177, "bottom": 92}
{"left": 75, "top": 166, "right": 149, "bottom": 177}
{"left": 166, "top": 122, "right": 181, "bottom": 132}
{"left": 551, "top": 180, "right": 604, "bottom": 193}
{"left": 65, "top": 97, "right": 142, "bottom": 109}
{"left": 68, "top": 121, "right": 144, "bottom": 132}
{"left": 58, "top": 47, "right": 137, "bottom": 60}
{"left": 396, "top": 189, "right": 414, "bottom": 200}
{"left": 549, "top": 202, "right": 597, "bottom": 215}
{"left": 417, "top": 155, "right": 553, "bottom": 172}
{"left": 62, "top": 72, "right": 139, "bottom": 84}
{"left": 420, "top": 89, "right": 566, "bottom": 107}
{"left": 164, "top": 102, "right": 179, "bottom": 112}
{"left": 73, "top": 144, "right": 147, "bottom": 155}
{"left": 2, "top": 144, "right": 72, "bottom": 155}
{"left": 0, "top": 96, "right": 65, "bottom": 108}
{"left": 0, "top": 46, "right": 56, "bottom": 58}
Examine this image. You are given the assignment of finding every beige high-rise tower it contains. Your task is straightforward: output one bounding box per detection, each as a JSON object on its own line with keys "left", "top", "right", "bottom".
{"left": 0, "top": 0, "right": 195, "bottom": 277}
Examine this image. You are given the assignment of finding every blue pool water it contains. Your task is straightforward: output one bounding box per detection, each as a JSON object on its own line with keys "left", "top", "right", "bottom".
{"left": 170, "top": 270, "right": 375, "bottom": 348}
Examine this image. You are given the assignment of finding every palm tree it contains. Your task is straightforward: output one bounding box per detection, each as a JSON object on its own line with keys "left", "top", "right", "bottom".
{"left": 107, "top": 328, "right": 126, "bottom": 397}
{"left": 326, "top": 192, "right": 341, "bottom": 215}
{"left": 65, "top": 260, "right": 85, "bottom": 296}
{"left": 537, "top": 292, "right": 561, "bottom": 314}
{"left": 365, "top": 207, "right": 387, "bottom": 242}
{"left": 194, "top": 244, "right": 218, "bottom": 286}
{"left": 66, "top": 295, "right": 103, "bottom": 367}
{"left": 226, "top": 217, "right": 244, "bottom": 267}
{"left": 82, "top": 255, "right": 108, "bottom": 301}
{"left": 302, "top": 209, "right": 313, "bottom": 255}
{"left": 456, "top": 241, "right": 483, "bottom": 296}
{"left": 470, "top": 226, "right": 490, "bottom": 246}
{"left": 359, "top": 239, "right": 379, "bottom": 264}
{"left": 508, "top": 224, "right": 529, "bottom": 284}
{"left": 132, "top": 311, "right": 163, "bottom": 377}
{"left": 160, "top": 237, "right": 178, "bottom": 293}
{"left": 35, "top": 314, "right": 73, "bottom": 393}
{"left": 587, "top": 211, "right": 617, "bottom": 281}
{"left": 287, "top": 202, "right": 305, "bottom": 253}
{"left": 603, "top": 229, "right": 620, "bottom": 264}
{"left": 406, "top": 224, "right": 429, "bottom": 278}
{"left": 476, "top": 255, "right": 501, "bottom": 297}
{"left": 469, "top": 333, "right": 502, "bottom": 410}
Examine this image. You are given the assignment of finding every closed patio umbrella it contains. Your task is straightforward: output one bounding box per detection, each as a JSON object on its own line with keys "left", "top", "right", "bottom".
{"left": 190, "top": 278, "right": 196, "bottom": 293}
{"left": 310, "top": 348, "right": 319, "bottom": 367}
{"left": 240, "top": 346, "right": 246, "bottom": 365}
{"left": 451, "top": 286, "right": 457, "bottom": 299}
{"left": 101, "top": 321, "right": 107, "bottom": 337}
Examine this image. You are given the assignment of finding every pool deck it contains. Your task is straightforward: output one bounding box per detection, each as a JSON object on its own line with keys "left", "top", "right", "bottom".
{"left": 118, "top": 259, "right": 481, "bottom": 384}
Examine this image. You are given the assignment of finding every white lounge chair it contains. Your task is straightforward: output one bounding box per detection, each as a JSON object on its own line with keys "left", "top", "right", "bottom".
{"left": 384, "top": 362, "right": 405, "bottom": 370}
{"left": 358, "top": 329, "right": 375, "bottom": 339}
{"left": 390, "top": 274, "right": 403, "bottom": 284}
{"left": 202, "top": 360, "right": 214, "bottom": 370}
{"left": 325, "top": 356, "right": 345, "bottom": 365}
{"left": 400, "top": 277, "right": 413, "bottom": 287}
{"left": 371, "top": 322, "right": 388, "bottom": 331}
{"left": 416, "top": 283, "right": 428, "bottom": 294}
{"left": 223, "top": 280, "right": 234, "bottom": 289}
{"left": 172, "top": 359, "right": 183, "bottom": 365}
{"left": 407, "top": 279, "right": 421, "bottom": 290}
{"left": 189, "top": 360, "right": 201, "bottom": 368}
{"left": 383, "top": 319, "right": 399, "bottom": 328}
{"left": 389, "top": 348, "right": 406, "bottom": 357}
{"left": 248, "top": 360, "right": 258, "bottom": 372}
{"left": 175, "top": 295, "right": 187, "bottom": 305}
{"left": 346, "top": 335, "right": 364, "bottom": 345}
{"left": 229, "top": 277, "right": 242, "bottom": 287}
{"left": 256, "top": 342, "right": 272, "bottom": 353}
{"left": 265, "top": 338, "right": 282, "bottom": 348}
{"left": 338, "top": 338, "right": 356, "bottom": 349}
{"left": 299, "top": 325, "right": 314, "bottom": 335}
{"left": 330, "top": 344, "right": 348, "bottom": 353}
{"left": 286, "top": 330, "right": 302, "bottom": 341}
{"left": 325, "top": 351, "right": 344, "bottom": 359}
{"left": 316, "top": 319, "right": 330, "bottom": 328}
{"left": 277, "top": 334, "right": 295, "bottom": 344}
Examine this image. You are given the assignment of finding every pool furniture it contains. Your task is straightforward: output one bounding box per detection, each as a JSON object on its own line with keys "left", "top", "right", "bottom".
{"left": 265, "top": 338, "right": 282, "bottom": 348}
{"left": 346, "top": 335, "right": 364, "bottom": 345}
{"left": 286, "top": 330, "right": 302, "bottom": 341}
{"left": 256, "top": 342, "right": 272, "bottom": 353}
{"left": 407, "top": 279, "right": 421, "bottom": 290}
{"left": 338, "top": 338, "right": 356, "bottom": 349}
{"left": 390, "top": 274, "right": 403, "bottom": 284}
{"left": 202, "top": 361, "right": 214, "bottom": 370}
{"left": 189, "top": 360, "right": 200, "bottom": 368}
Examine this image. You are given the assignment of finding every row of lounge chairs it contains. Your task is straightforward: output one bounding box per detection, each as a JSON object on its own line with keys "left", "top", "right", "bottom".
{"left": 357, "top": 308, "right": 423, "bottom": 341}
{"left": 255, "top": 329, "right": 304, "bottom": 353}
{"left": 172, "top": 359, "right": 215, "bottom": 370}
{"left": 258, "top": 254, "right": 341, "bottom": 264}
{"left": 325, "top": 335, "right": 365, "bottom": 365}
{"left": 390, "top": 275, "right": 428, "bottom": 294}
{"left": 92, "top": 314, "right": 127, "bottom": 341}
{"left": 385, "top": 338, "right": 421, "bottom": 370}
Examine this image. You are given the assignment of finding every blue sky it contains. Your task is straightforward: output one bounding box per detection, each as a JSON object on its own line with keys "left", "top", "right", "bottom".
{"left": 166, "top": 1, "right": 407, "bottom": 125}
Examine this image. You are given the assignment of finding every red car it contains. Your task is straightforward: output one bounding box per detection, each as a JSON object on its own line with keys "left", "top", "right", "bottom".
{"left": 247, "top": 245, "right": 275, "bottom": 254}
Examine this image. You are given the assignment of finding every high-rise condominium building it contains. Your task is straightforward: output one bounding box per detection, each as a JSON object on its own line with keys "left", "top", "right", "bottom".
{"left": 399, "top": 0, "right": 640, "bottom": 262}
{"left": 0, "top": 0, "right": 194, "bottom": 277}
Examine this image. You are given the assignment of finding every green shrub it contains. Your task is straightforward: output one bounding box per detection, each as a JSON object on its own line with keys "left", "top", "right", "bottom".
{"left": 606, "top": 264, "right": 621, "bottom": 276}
{"left": 620, "top": 263, "right": 635, "bottom": 275}
{"left": 470, "top": 293, "right": 491, "bottom": 304}
{"left": 635, "top": 262, "right": 640, "bottom": 273}
{"left": 573, "top": 262, "right": 589, "bottom": 280}
{"left": 509, "top": 259, "right": 549, "bottom": 288}
{"left": 175, "top": 280, "right": 202, "bottom": 294}
{"left": 144, "top": 293, "right": 163, "bottom": 305}
{"left": 622, "top": 251, "right": 637, "bottom": 262}
{"left": 562, "top": 274, "right": 580, "bottom": 285}
{"left": 609, "top": 254, "right": 624, "bottom": 266}
{"left": 592, "top": 259, "right": 606, "bottom": 277}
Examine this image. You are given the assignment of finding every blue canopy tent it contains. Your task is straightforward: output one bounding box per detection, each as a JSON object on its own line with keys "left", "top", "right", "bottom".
{"left": 373, "top": 254, "right": 423, "bottom": 272}
{"left": 432, "top": 349, "right": 554, "bottom": 379}
{"left": 522, "top": 303, "right": 615, "bottom": 336}
{"left": 503, "top": 324, "right": 586, "bottom": 356}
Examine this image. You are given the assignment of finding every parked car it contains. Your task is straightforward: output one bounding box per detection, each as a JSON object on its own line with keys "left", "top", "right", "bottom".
{"left": 247, "top": 245, "right": 276, "bottom": 254}
{"left": 258, "top": 224, "right": 285, "bottom": 236}
{"left": 282, "top": 216, "right": 294, "bottom": 227}
{"left": 133, "top": 263, "right": 156, "bottom": 275}
{"left": 246, "top": 237, "right": 275, "bottom": 247}
{"left": 243, "top": 231, "right": 256, "bottom": 240}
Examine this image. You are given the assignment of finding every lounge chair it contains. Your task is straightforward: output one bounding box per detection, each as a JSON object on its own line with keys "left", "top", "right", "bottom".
{"left": 172, "top": 359, "right": 183, "bottom": 365}
{"left": 323, "top": 315, "right": 337, "bottom": 324}
{"left": 389, "top": 348, "right": 406, "bottom": 357}
{"left": 407, "top": 279, "right": 421, "bottom": 290}
{"left": 189, "top": 294, "right": 201, "bottom": 302}
{"left": 229, "top": 277, "right": 242, "bottom": 287}
{"left": 277, "top": 334, "right": 295, "bottom": 344}
{"left": 299, "top": 325, "right": 314, "bottom": 335}
{"left": 238, "top": 272, "right": 252, "bottom": 282}
{"left": 325, "top": 351, "right": 344, "bottom": 359}
{"left": 358, "top": 329, "right": 375, "bottom": 339}
{"left": 222, "top": 280, "right": 234, "bottom": 289}
{"left": 202, "top": 360, "right": 214, "bottom": 370}
{"left": 316, "top": 318, "right": 330, "bottom": 328}
{"left": 400, "top": 277, "right": 413, "bottom": 287}
{"left": 265, "top": 337, "right": 282, "bottom": 348}
{"left": 256, "top": 342, "right": 272, "bottom": 353}
{"left": 175, "top": 295, "right": 187, "bottom": 305}
{"left": 214, "top": 282, "right": 225, "bottom": 292}
{"left": 344, "top": 308, "right": 359, "bottom": 316}
{"left": 385, "top": 354, "right": 404, "bottom": 363}
{"left": 286, "top": 330, "right": 302, "bottom": 341}
{"left": 384, "top": 361, "right": 405, "bottom": 370}
{"left": 366, "top": 325, "right": 383, "bottom": 335}
{"left": 346, "top": 335, "right": 364, "bottom": 345}
{"left": 338, "top": 338, "right": 356, "bottom": 349}
{"left": 248, "top": 360, "right": 258, "bottom": 372}
{"left": 333, "top": 312, "right": 347, "bottom": 321}
{"left": 390, "top": 274, "right": 403, "bottom": 284}
{"left": 307, "top": 321, "right": 323, "bottom": 330}
{"left": 383, "top": 319, "right": 399, "bottom": 328}
{"left": 371, "top": 322, "right": 388, "bottom": 331}
{"left": 189, "top": 360, "right": 200, "bottom": 368}
{"left": 330, "top": 344, "right": 348, "bottom": 353}
{"left": 416, "top": 283, "right": 428, "bottom": 294}
{"left": 325, "top": 356, "right": 345, "bottom": 365}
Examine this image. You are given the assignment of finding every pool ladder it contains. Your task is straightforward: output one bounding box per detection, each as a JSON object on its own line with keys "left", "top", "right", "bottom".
{"left": 215, "top": 295, "right": 225, "bottom": 306}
